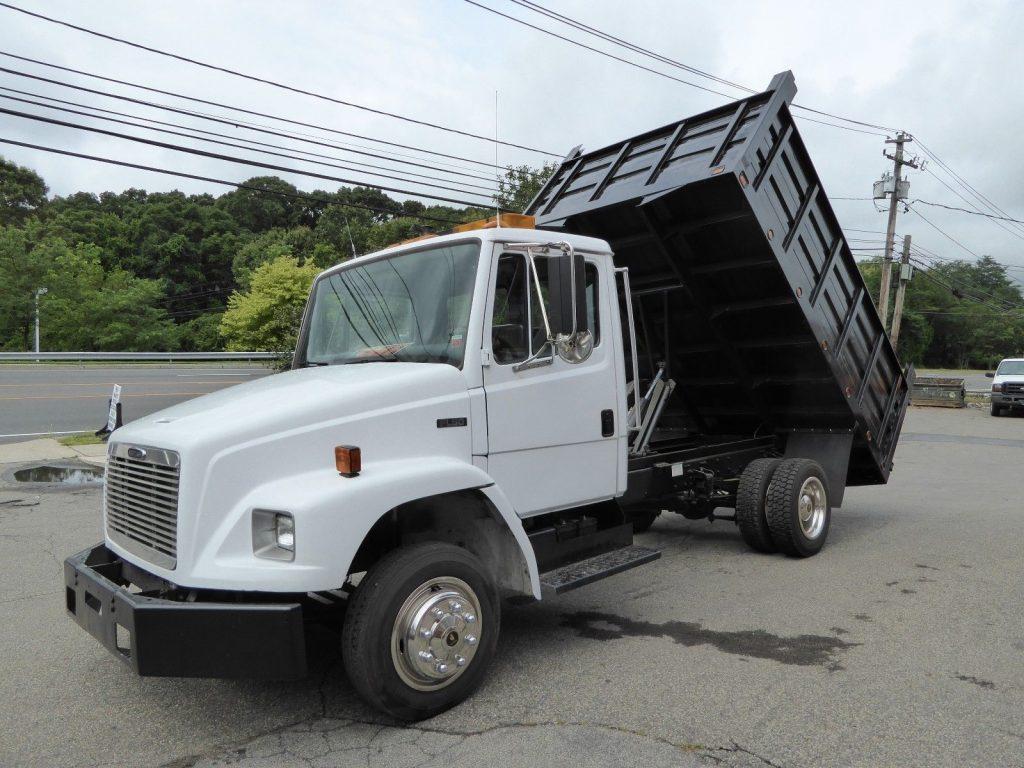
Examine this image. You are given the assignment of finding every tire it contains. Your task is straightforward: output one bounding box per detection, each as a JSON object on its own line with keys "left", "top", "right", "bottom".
{"left": 342, "top": 542, "right": 500, "bottom": 721}
{"left": 628, "top": 510, "right": 660, "bottom": 533}
{"left": 991, "top": 403, "right": 1003, "bottom": 417}
{"left": 735, "top": 458, "right": 781, "bottom": 553}
{"left": 765, "top": 458, "right": 831, "bottom": 557}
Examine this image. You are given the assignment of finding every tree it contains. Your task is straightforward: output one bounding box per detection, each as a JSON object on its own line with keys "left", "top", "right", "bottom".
{"left": 220, "top": 256, "right": 319, "bottom": 352}
{"left": 178, "top": 312, "right": 224, "bottom": 352}
{"left": 496, "top": 163, "right": 557, "bottom": 213}
{"left": 216, "top": 176, "right": 308, "bottom": 232}
{"left": 0, "top": 156, "right": 48, "bottom": 226}
{"left": 0, "top": 223, "right": 53, "bottom": 349}
{"left": 36, "top": 239, "right": 177, "bottom": 351}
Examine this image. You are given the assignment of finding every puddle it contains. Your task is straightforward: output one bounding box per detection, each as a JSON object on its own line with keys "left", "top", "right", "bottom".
{"left": 12, "top": 464, "right": 104, "bottom": 486}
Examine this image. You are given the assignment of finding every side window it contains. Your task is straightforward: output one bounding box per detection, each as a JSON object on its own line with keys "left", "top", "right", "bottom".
{"left": 491, "top": 254, "right": 529, "bottom": 364}
{"left": 585, "top": 263, "right": 601, "bottom": 345}
{"left": 490, "top": 253, "right": 600, "bottom": 364}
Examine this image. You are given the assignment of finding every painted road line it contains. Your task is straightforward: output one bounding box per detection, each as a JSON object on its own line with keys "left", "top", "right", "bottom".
{"left": 0, "top": 391, "right": 225, "bottom": 401}
{"left": 0, "top": 381, "right": 238, "bottom": 388}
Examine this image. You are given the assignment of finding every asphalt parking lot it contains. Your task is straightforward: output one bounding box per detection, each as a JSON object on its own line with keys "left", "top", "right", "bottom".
{"left": 1, "top": 405, "right": 1022, "bottom": 768}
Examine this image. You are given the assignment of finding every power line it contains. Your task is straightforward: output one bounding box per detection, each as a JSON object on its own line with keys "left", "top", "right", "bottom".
{"left": 0, "top": 106, "right": 497, "bottom": 208}
{"left": 0, "top": 1, "right": 558, "bottom": 157}
{"left": 472, "top": 0, "right": 898, "bottom": 136}
{"left": 0, "top": 53, "right": 502, "bottom": 171}
{"left": 910, "top": 197, "right": 1024, "bottom": 225}
{"left": 0, "top": 136, "right": 476, "bottom": 227}
{"left": 905, "top": 203, "right": 980, "bottom": 259}
{"left": 0, "top": 72, "right": 502, "bottom": 185}
{"left": 914, "top": 138, "right": 1024, "bottom": 241}
{"left": 918, "top": 166, "right": 1024, "bottom": 244}
{"left": 0, "top": 91, "right": 500, "bottom": 197}
{"left": 910, "top": 256, "right": 1020, "bottom": 311}
{"left": 0, "top": 84, "right": 499, "bottom": 189}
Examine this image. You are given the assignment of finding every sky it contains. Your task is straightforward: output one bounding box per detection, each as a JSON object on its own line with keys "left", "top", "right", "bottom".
{"left": 1, "top": 0, "right": 1023, "bottom": 277}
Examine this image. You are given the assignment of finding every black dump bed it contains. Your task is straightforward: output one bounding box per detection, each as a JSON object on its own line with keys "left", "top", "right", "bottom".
{"left": 526, "top": 71, "right": 909, "bottom": 486}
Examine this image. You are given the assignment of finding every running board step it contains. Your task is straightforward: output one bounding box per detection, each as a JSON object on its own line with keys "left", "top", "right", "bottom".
{"left": 539, "top": 545, "right": 661, "bottom": 596}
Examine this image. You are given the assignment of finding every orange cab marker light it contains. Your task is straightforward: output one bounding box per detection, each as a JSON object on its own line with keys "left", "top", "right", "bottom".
{"left": 335, "top": 445, "right": 361, "bottom": 477}
{"left": 452, "top": 213, "right": 535, "bottom": 233}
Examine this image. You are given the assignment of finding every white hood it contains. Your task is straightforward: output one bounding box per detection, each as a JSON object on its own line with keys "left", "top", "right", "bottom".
{"left": 113, "top": 362, "right": 470, "bottom": 452}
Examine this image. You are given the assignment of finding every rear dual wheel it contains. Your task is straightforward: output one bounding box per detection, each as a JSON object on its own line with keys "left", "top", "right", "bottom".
{"left": 736, "top": 458, "right": 831, "bottom": 557}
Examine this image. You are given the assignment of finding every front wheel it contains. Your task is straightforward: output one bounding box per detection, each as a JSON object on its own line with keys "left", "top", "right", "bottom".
{"left": 765, "top": 458, "right": 831, "bottom": 557}
{"left": 342, "top": 542, "right": 500, "bottom": 720}
{"left": 991, "top": 403, "right": 1003, "bottom": 417}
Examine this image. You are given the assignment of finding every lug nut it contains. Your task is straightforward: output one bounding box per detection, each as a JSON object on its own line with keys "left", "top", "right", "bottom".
{"left": 435, "top": 662, "right": 450, "bottom": 675}
{"left": 463, "top": 613, "right": 476, "bottom": 623}
{"left": 455, "top": 655, "right": 467, "bottom": 667}
{"left": 450, "top": 600, "right": 463, "bottom": 612}
{"left": 464, "top": 634, "right": 477, "bottom": 646}
{"left": 431, "top": 607, "right": 445, "bottom": 619}
{"left": 420, "top": 627, "right": 433, "bottom": 639}
{"left": 417, "top": 651, "right": 433, "bottom": 662}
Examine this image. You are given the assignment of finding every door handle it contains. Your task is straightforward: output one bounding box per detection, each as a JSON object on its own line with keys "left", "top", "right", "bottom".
{"left": 601, "top": 409, "right": 614, "bottom": 437}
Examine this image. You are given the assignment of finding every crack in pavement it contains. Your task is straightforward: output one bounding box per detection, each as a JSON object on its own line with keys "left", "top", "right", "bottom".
{"left": 163, "top": 713, "right": 779, "bottom": 768}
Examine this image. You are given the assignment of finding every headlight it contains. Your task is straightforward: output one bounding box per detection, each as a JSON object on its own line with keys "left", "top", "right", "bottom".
{"left": 252, "top": 509, "right": 295, "bottom": 561}
{"left": 992, "top": 383, "right": 1003, "bottom": 393}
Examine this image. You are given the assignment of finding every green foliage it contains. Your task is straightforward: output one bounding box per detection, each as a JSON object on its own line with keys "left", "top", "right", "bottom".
{"left": 497, "top": 163, "right": 557, "bottom": 213}
{"left": 219, "top": 256, "right": 320, "bottom": 353}
{"left": 0, "top": 156, "right": 47, "bottom": 226}
{"left": 859, "top": 256, "right": 1024, "bottom": 368}
{"left": 177, "top": 312, "right": 225, "bottom": 352}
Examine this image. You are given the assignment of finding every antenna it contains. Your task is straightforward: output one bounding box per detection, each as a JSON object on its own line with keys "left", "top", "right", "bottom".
{"left": 495, "top": 90, "right": 500, "bottom": 227}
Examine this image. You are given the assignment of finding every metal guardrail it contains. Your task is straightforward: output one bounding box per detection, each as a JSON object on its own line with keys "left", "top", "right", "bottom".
{"left": 910, "top": 376, "right": 967, "bottom": 408}
{"left": 0, "top": 352, "right": 281, "bottom": 362}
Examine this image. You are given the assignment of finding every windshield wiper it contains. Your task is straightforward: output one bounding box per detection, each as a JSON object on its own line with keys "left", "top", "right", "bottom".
{"left": 344, "top": 356, "right": 400, "bottom": 364}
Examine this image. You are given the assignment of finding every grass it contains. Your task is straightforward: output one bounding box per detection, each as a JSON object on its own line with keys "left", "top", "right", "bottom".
{"left": 57, "top": 432, "right": 106, "bottom": 446}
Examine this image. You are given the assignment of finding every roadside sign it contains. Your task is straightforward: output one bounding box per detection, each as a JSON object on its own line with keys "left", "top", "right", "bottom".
{"left": 107, "top": 384, "right": 122, "bottom": 432}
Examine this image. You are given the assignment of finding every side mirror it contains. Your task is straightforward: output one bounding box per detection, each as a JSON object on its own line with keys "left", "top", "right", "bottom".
{"left": 547, "top": 250, "right": 588, "bottom": 337}
{"left": 547, "top": 248, "right": 593, "bottom": 363}
{"left": 985, "top": 372, "right": 995, "bottom": 378}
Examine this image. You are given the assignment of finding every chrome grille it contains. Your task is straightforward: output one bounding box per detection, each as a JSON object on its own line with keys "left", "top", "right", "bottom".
{"left": 104, "top": 443, "right": 180, "bottom": 569}
{"left": 1004, "top": 382, "right": 1024, "bottom": 395}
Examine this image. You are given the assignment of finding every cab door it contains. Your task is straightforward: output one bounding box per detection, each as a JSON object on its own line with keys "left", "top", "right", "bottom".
{"left": 481, "top": 245, "right": 619, "bottom": 517}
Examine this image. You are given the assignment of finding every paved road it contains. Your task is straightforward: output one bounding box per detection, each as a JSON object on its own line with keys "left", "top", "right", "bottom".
{"left": 0, "top": 364, "right": 272, "bottom": 443}
{"left": 2, "top": 406, "right": 1023, "bottom": 767}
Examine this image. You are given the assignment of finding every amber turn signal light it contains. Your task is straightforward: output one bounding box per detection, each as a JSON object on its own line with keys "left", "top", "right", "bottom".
{"left": 335, "top": 445, "right": 361, "bottom": 477}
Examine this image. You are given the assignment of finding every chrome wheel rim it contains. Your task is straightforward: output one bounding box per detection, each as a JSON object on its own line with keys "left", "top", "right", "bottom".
{"left": 390, "top": 576, "right": 481, "bottom": 691}
{"left": 797, "top": 477, "right": 827, "bottom": 539}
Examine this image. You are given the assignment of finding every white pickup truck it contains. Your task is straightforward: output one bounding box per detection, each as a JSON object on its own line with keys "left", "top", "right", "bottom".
{"left": 64, "top": 72, "right": 910, "bottom": 720}
{"left": 988, "top": 357, "right": 1024, "bottom": 416}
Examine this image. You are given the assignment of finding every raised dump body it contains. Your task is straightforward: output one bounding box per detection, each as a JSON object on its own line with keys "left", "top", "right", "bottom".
{"left": 526, "top": 71, "right": 909, "bottom": 486}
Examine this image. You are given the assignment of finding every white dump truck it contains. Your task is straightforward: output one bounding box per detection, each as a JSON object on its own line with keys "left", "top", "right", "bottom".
{"left": 65, "top": 72, "right": 910, "bottom": 720}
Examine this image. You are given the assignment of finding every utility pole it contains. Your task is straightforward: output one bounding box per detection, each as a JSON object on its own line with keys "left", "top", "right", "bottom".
{"left": 889, "top": 235, "right": 912, "bottom": 349}
{"left": 34, "top": 287, "right": 48, "bottom": 356}
{"left": 877, "top": 132, "right": 919, "bottom": 326}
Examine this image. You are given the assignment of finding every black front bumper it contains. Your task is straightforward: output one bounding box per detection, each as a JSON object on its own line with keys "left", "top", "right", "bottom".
{"left": 64, "top": 544, "right": 307, "bottom": 680}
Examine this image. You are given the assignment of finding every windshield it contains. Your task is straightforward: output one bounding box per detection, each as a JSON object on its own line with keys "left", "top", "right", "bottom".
{"left": 300, "top": 241, "right": 480, "bottom": 367}
{"left": 996, "top": 360, "right": 1024, "bottom": 375}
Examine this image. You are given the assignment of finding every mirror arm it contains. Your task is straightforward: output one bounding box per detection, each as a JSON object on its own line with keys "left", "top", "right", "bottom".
{"left": 526, "top": 247, "right": 554, "bottom": 343}
{"left": 512, "top": 342, "right": 554, "bottom": 373}
{"left": 558, "top": 241, "right": 578, "bottom": 339}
